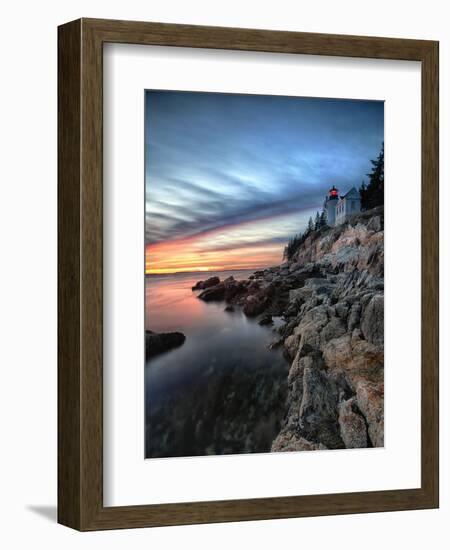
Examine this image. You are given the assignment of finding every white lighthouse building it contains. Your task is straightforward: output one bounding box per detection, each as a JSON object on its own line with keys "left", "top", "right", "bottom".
{"left": 323, "top": 185, "right": 361, "bottom": 226}
{"left": 323, "top": 185, "right": 339, "bottom": 225}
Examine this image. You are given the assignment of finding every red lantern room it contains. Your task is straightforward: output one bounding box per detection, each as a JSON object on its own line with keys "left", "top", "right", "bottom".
{"left": 329, "top": 186, "right": 339, "bottom": 198}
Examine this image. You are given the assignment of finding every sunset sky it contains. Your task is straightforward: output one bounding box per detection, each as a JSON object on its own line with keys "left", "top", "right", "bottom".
{"left": 145, "top": 91, "right": 384, "bottom": 274}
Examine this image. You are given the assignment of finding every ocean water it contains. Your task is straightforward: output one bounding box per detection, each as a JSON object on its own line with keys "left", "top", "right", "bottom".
{"left": 145, "top": 270, "right": 289, "bottom": 458}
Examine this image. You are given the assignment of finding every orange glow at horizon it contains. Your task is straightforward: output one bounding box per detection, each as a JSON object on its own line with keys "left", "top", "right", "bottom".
{"left": 145, "top": 208, "right": 314, "bottom": 274}
{"left": 146, "top": 239, "right": 283, "bottom": 274}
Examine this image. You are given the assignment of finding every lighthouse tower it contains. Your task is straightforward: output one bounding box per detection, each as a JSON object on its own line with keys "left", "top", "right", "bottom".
{"left": 324, "top": 185, "right": 339, "bottom": 226}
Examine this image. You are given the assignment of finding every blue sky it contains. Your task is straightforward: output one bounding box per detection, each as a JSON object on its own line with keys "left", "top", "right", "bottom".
{"left": 145, "top": 90, "right": 383, "bottom": 273}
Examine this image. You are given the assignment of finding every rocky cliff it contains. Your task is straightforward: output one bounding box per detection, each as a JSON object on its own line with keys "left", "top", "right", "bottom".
{"left": 198, "top": 206, "right": 384, "bottom": 451}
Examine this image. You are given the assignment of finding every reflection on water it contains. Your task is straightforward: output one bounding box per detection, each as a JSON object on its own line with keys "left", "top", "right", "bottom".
{"left": 145, "top": 270, "right": 289, "bottom": 458}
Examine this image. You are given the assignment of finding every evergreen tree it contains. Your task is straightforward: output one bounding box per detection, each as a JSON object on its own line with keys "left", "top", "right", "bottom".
{"left": 360, "top": 143, "right": 384, "bottom": 210}
{"left": 284, "top": 209, "right": 327, "bottom": 261}
{"left": 283, "top": 233, "right": 304, "bottom": 260}
{"left": 359, "top": 180, "right": 367, "bottom": 209}
{"left": 314, "top": 211, "right": 320, "bottom": 231}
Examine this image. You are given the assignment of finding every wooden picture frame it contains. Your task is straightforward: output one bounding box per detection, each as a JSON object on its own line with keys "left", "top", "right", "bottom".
{"left": 58, "top": 18, "right": 439, "bottom": 531}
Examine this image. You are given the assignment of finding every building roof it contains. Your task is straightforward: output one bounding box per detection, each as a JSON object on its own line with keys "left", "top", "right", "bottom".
{"left": 340, "top": 187, "right": 360, "bottom": 199}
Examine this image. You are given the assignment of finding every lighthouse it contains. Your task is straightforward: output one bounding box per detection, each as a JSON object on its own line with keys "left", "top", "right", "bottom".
{"left": 324, "top": 185, "right": 339, "bottom": 226}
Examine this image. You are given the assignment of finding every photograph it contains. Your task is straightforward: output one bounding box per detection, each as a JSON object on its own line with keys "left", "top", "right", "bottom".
{"left": 144, "top": 90, "right": 385, "bottom": 459}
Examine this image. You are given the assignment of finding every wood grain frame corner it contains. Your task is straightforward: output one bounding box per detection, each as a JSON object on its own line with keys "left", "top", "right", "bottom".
{"left": 58, "top": 18, "right": 439, "bottom": 531}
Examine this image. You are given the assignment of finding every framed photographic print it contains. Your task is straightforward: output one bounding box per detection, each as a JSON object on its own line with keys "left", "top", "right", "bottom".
{"left": 58, "top": 18, "right": 439, "bottom": 530}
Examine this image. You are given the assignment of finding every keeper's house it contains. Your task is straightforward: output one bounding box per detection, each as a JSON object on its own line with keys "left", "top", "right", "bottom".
{"left": 323, "top": 186, "right": 361, "bottom": 226}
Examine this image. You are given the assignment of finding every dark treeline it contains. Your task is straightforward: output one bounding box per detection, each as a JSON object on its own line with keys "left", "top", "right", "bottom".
{"left": 283, "top": 143, "right": 384, "bottom": 261}
{"left": 283, "top": 211, "right": 326, "bottom": 261}
{"left": 360, "top": 142, "right": 384, "bottom": 210}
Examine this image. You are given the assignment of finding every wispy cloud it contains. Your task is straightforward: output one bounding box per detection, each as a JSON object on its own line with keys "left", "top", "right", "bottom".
{"left": 145, "top": 91, "right": 384, "bottom": 272}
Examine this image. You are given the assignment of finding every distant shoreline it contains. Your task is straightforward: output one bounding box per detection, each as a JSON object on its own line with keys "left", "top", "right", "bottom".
{"left": 145, "top": 267, "right": 269, "bottom": 277}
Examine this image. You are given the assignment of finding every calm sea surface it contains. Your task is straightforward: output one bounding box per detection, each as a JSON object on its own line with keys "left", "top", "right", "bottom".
{"left": 145, "top": 270, "right": 289, "bottom": 458}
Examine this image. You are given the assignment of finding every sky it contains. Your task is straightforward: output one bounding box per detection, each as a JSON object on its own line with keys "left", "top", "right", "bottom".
{"left": 145, "top": 91, "right": 384, "bottom": 274}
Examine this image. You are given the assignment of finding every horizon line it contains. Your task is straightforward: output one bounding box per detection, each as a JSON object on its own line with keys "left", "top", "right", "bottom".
{"left": 145, "top": 265, "right": 273, "bottom": 276}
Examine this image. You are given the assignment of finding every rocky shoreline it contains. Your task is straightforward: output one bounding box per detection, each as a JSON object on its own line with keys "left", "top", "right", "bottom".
{"left": 193, "top": 206, "right": 384, "bottom": 451}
